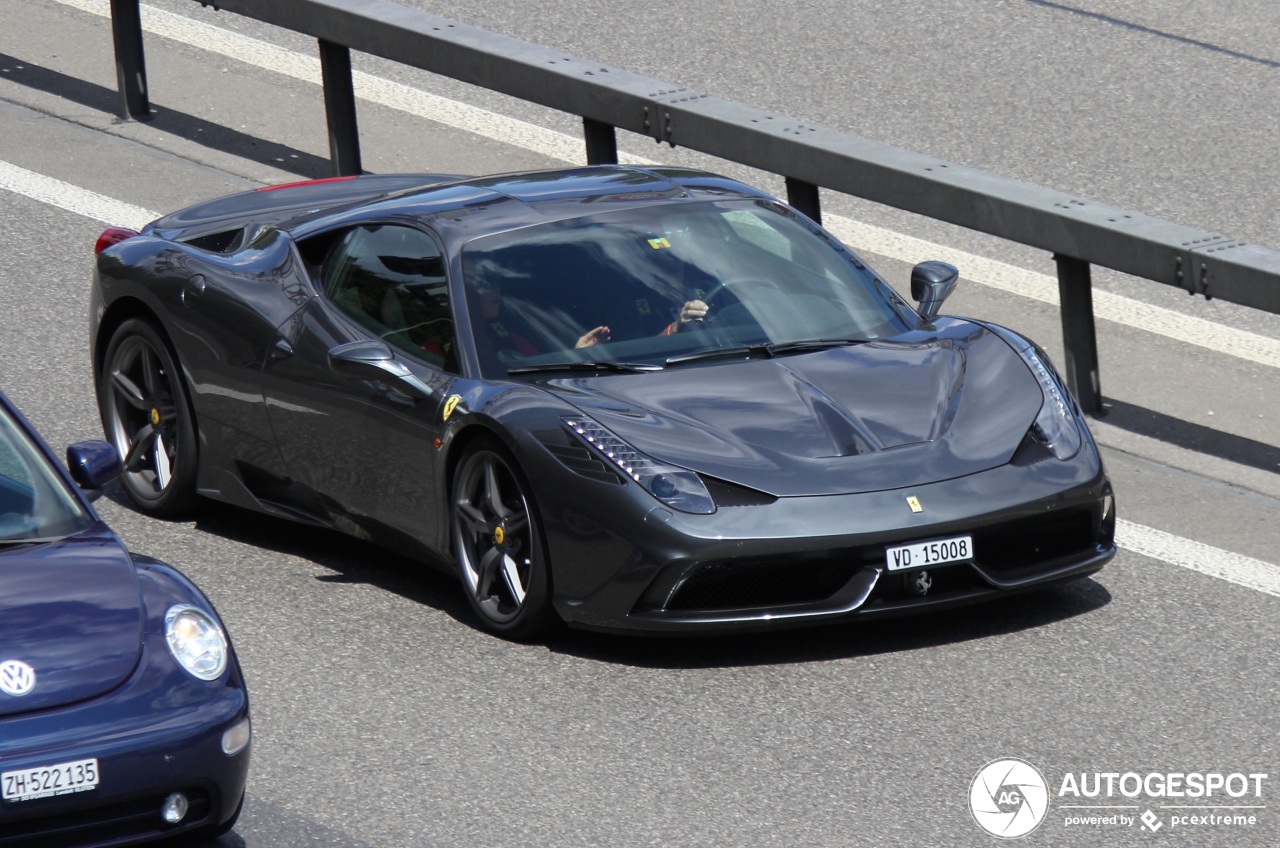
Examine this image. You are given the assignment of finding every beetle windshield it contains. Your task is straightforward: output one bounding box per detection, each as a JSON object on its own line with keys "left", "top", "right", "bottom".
{"left": 0, "top": 409, "right": 93, "bottom": 543}
{"left": 461, "top": 198, "right": 913, "bottom": 378}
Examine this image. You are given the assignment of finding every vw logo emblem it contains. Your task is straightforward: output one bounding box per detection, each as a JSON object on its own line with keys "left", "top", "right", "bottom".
{"left": 0, "top": 660, "right": 37, "bottom": 696}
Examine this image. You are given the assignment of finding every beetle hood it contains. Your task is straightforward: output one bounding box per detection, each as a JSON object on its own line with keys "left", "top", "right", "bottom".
{"left": 0, "top": 527, "right": 143, "bottom": 717}
{"left": 550, "top": 323, "right": 1043, "bottom": 497}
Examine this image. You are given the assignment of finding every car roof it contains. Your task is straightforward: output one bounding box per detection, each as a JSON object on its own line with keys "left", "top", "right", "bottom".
{"left": 290, "top": 165, "right": 777, "bottom": 242}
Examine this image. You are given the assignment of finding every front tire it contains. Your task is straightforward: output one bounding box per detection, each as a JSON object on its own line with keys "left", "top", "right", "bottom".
{"left": 98, "top": 318, "right": 198, "bottom": 516}
{"left": 451, "top": 438, "right": 554, "bottom": 639}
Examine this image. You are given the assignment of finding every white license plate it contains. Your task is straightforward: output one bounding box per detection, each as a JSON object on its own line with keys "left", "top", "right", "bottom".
{"left": 2, "top": 758, "right": 99, "bottom": 802}
{"left": 885, "top": 535, "right": 973, "bottom": 571}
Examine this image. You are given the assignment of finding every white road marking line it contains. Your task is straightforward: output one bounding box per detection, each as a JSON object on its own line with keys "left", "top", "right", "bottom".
{"left": 53, "top": 0, "right": 1280, "bottom": 371}
{"left": 1116, "top": 519, "right": 1280, "bottom": 598}
{"left": 12, "top": 1, "right": 1280, "bottom": 600}
{"left": 0, "top": 159, "right": 155, "bottom": 228}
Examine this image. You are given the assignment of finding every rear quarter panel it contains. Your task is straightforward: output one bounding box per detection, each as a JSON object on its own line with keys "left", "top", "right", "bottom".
{"left": 93, "top": 230, "right": 312, "bottom": 465}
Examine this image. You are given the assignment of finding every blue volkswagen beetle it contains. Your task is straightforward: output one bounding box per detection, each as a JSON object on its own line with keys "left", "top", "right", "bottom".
{"left": 0, "top": 389, "right": 249, "bottom": 845}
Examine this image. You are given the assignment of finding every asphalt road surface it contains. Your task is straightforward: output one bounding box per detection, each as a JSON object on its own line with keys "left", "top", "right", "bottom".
{"left": 1, "top": 1, "right": 1277, "bottom": 845}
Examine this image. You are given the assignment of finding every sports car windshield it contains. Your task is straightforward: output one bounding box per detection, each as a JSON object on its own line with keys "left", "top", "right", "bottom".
{"left": 461, "top": 199, "right": 913, "bottom": 378}
{"left": 0, "top": 409, "right": 93, "bottom": 543}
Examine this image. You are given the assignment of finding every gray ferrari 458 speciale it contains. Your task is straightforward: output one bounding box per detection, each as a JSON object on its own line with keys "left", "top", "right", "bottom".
{"left": 90, "top": 165, "right": 1115, "bottom": 638}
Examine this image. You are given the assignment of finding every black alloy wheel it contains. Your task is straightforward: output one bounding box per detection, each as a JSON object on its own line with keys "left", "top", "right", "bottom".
{"left": 451, "top": 438, "right": 553, "bottom": 639}
{"left": 99, "top": 318, "right": 198, "bottom": 515}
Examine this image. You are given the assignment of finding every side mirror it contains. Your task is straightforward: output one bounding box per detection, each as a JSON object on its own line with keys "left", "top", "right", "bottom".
{"left": 328, "top": 338, "right": 399, "bottom": 377}
{"left": 910, "top": 261, "right": 960, "bottom": 322}
{"left": 328, "top": 339, "right": 434, "bottom": 398}
{"left": 66, "top": 440, "right": 122, "bottom": 500}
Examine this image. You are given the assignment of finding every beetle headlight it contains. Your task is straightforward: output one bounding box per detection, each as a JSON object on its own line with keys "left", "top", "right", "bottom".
{"left": 563, "top": 416, "right": 716, "bottom": 514}
{"left": 165, "top": 604, "right": 228, "bottom": 681}
{"left": 1018, "top": 346, "right": 1082, "bottom": 461}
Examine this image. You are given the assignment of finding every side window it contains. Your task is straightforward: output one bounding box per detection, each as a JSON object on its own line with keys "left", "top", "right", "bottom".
{"left": 0, "top": 437, "right": 35, "bottom": 525}
{"left": 320, "top": 224, "right": 458, "bottom": 372}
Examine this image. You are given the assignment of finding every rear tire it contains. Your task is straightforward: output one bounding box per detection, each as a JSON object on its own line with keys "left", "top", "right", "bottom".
{"left": 450, "top": 438, "right": 554, "bottom": 639}
{"left": 98, "top": 318, "right": 199, "bottom": 516}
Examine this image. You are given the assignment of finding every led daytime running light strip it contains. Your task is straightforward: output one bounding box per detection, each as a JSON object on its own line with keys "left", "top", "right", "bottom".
{"left": 564, "top": 418, "right": 649, "bottom": 481}
{"left": 1020, "top": 348, "right": 1071, "bottom": 418}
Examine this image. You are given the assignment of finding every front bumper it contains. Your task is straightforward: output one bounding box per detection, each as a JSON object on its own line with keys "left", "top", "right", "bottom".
{"left": 543, "top": 441, "right": 1115, "bottom": 634}
{"left": 0, "top": 651, "right": 250, "bottom": 847}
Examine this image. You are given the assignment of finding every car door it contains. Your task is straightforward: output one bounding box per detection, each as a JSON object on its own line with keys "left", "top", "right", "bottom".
{"left": 261, "top": 222, "right": 459, "bottom": 548}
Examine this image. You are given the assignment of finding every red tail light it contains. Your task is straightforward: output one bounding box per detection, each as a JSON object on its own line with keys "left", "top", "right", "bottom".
{"left": 95, "top": 227, "right": 140, "bottom": 255}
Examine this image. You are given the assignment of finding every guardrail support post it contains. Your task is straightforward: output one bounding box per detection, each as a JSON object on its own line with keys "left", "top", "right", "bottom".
{"left": 319, "top": 40, "right": 362, "bottom": 176}
{"left": 109, "top": 0, "right": 150, "bottom": 119}
{"left": 1054, "top": 254, "right": 1103, "bottom": 415}
{"left": 583, "top": 118, "right": 618, "bottom": 165}
{"left": 785, "top": 177, "right": 821, "bottom": 225}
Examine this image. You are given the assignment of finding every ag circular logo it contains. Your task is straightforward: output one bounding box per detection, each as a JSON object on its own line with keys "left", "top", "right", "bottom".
{"left": 0, "top": 660, "right": 37, "bottom": 697}
{"left": 969, "top": 757, "right": 1049, "bottom": 838}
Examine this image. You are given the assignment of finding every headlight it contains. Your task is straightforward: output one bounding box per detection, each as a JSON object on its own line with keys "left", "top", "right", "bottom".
{"left": 563, "top": 416, "right": 716, "bottom": 514}
{"left": 1018, "top": 346, "right": 1082, "bottom": 461}
{"left": 165, "top": 604, "right": 229, "bottom": 681}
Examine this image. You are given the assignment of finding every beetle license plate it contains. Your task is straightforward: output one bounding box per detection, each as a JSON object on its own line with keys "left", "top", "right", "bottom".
{"left": 885, "top": 535, "right": 973, "bottom": 571}
{"left": 2, "top": 758, "right": 99, "bottom": 802}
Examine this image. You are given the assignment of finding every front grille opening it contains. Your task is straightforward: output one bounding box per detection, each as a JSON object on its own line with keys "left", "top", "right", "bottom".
{"left": 973, "top": 508, "right": 1095, "bottom": 576}
{"left": 0, "top": 788, "right": 212, "bottom": 848}
{"left": 643, "top": 505, "right": 1101, "bottom": 616}
{"left": 664, "top": 556, "right": 861, "bottom": 611}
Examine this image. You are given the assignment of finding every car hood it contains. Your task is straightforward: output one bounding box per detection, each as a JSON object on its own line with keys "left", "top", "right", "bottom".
{"left": 0, "top": 526, "right": 144, "bottom": 717}
{"left": 549, "top": 323, "right": 1043, "bottom": 497}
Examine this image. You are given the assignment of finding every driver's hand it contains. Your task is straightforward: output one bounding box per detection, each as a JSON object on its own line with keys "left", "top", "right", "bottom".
{"left": 575, "top": 325, "right": 611, "bottom": 348}
{"left": 676, "top": 299, "right": 709, "bottom": 327}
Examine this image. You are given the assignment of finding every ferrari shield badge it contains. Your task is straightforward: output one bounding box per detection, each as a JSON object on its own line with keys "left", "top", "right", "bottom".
{"left": 442, "top": 394, "right": 462, "bottom": 421}
{"left": 906, "top": 496, "right": 923, "bottom": 513}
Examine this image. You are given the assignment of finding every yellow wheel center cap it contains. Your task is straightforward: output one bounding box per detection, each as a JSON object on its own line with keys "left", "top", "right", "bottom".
{"left": 492, "top": 526, "right": 505, "bottom": 546}
{"left": 149, "top": 408, "right": 161, "bottom": 426}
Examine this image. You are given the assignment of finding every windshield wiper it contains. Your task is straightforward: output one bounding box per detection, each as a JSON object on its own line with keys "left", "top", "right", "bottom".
{"left": 767, "top": 338, "right": 868, "bottom": 354}
{"left": 507, "top": 360, "right": 664, "bottom": 376}
{"left": 665, "top": 338, "right": 866, "bottom": 366}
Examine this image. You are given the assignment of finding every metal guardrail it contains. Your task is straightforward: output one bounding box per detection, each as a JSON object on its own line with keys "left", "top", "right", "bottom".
{"left": 109, "top": 0, "right": 1280, "bottom": 414}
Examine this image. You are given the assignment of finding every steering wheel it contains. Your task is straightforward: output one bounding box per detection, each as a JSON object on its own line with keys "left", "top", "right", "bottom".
{"left": 685, "top": 276, "right": 779, "bottom": 328}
